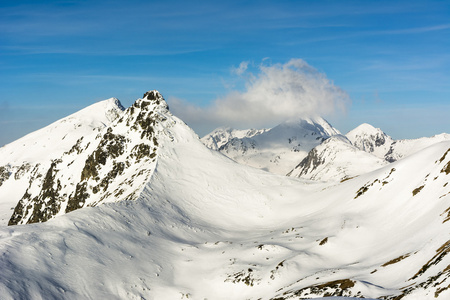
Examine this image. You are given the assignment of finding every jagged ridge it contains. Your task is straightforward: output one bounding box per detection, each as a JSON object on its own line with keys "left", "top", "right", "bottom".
{"left": 8, "top": 90, "right": 168, "bottom": 225}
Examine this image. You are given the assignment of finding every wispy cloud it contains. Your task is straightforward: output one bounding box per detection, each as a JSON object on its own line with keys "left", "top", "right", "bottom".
{"left": 283, "top": 23, "right": 450, "bottom": 46}
{"left": 170, "top": 59, "right": 350, "bottom": 133}
{"left": 364, "top": 54, "right": 450, "bottom": 71}
{"left": 376, "top": 24, "right": 450, "bottom": 35}
{"left": 231, "top": 61, "right": 249, "bottom": 76}
{"left": 0, "top": 45, "right": 218, "bottom": 56}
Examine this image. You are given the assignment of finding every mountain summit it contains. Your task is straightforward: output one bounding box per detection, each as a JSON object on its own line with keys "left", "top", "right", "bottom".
{"left": 202, "top": 116, "right": 340, "bottom": 175}
{"left": 0, "top": 97, "right": 125, "bottom": 224}
{"left": 346, "top": 123, "right": 394, "bottom": 160}
{"left": 346, "top": 123, "right": 450, "bottom": 162}
{"left": 6, "top": 90, "right": 168, "bottom": 225}
{"left": 287, "top": 134, "right": 388, "bottom": 181}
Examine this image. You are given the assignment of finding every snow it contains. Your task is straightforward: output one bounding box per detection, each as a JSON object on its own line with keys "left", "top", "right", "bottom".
{"left": 0, "top": 97, "right": 124, "bottom": 165}
{"left": 346, "top": 123, "right": 450, "bottom": 163}
{"left": 287, "top": 135, "right": 388, "bottom": 181}
{"left": 0, "top": 98, "right": 125, "bottom": 226}
{"left": 0, "top": 91, "right": 449, "bottom": 299}
{"left": 387, "top": 133, "right": 450, "bottom": 161}
{"left": 204, "top": 116, "right": 341, "bottom": 175}
{"left": 201, "top": 127, "right": 268, "bottom": 150}
{"left": 345, "top": 123, "right": 393, "bottom": 159}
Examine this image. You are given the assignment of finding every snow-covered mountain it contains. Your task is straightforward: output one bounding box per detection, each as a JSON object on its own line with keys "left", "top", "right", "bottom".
{"left": 202, "top": 127, "right": 268, "bottom": 150}
{"left": 287, "top": 135, "right": 388, "bottom": 181}
{"left": 202, "top": 117, "right": 341, "bottom": 175}
{"left": 386, "top": 133, "right": 450, "bottom": 162}
{"left": 345, "top": 123, "right": 394, "bottom": 160}
{"left": 0, "top": 97, "right": 124, "bottom": 166}
{"left": 6, "top": 91, "right": 166, "bottom": 226}
{"left": 0, "top": 97, "right": 125, "bottom": 225}
{"left": 346, "top": 123, "right": 450, "bottom": 162}
{"left": 0, "top": 90, "right": 450, "bottom": 299}
{"left": 211, "top": 120, "right": 450, "bottom": 182}
{"left": 288, "top": 123, "right": 450, "bottom": 183}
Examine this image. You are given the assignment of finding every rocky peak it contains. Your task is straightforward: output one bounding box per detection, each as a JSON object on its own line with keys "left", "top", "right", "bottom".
{"left": 346, "top": 123, "right": 393, "bottom": 158}
{"left": 132, "top": 90, "right": 169, "bottom": 112}
{"left": 143, "top": 90, "right": 161, "bottom": 100}
{"left": 8, "top": 90, "right": 171, "bottom": 225}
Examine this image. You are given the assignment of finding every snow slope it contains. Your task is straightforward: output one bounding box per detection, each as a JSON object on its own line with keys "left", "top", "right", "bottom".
{"left": 0, "top": 98, "right": 124, "bottom": 225}
{"left": 346, "top": 123, "right": 450, "bottom": 163}
{"left": 204, "top": 117, "right": 340, "bottom": 175}
{"left": 287, "top": 135, "right": 388, "bottom": 181}
{"left": 0, "top": 98, "right": 124, "bottom": 165}
{"left": 7, "top": 91, "right": 166, "bottom": 226}
{"left": 1, "top": 91, "right": 450, "bottom": 299}
{"left": 201, "top": 127, "right": 268, "bottom": 150}
{"left": 386, "top": 133, "right": 450, "bottom": 162}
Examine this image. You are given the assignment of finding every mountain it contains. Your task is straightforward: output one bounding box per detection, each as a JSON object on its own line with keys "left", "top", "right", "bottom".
{"left": 287, "top": 123, "right": 450, "bottom": 182}
{"left": 0, "top": 97, "right": 125, "bottom": 225}
{"left": 1, "top": 90, "right": 450, "bottom": 299}
{"left": 0, "top": 97, "right": 124, "bottom": 166}
{"left": 385, "top": 133, "right": 450, "bottom": 162}
{"left": 7, "top": 91, "right": 165, "bottom": 225}
{"left": 346, "top": 123, "right": 450, "bottom": 162}
{"left": 201, "top": 127, "right": 268, "bottom": 150}
{"left": 203, "top": 117, "right": 341, "bottom": 175}
{"left": 345, "top": 123, "right": 394, "bottom": 160}
{"left": 287, "top": 135, "right": 388, "bottom": 181}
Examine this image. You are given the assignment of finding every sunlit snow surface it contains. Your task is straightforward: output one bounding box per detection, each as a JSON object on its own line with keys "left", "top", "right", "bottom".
{"left": 0, "top": 98, "right": 125, "bottom": 225}
{"left": 202, "top": 117, "right": 341, "bottom": 175}
{"left": 0, "top": 93, "right": 450, "bottom": 299}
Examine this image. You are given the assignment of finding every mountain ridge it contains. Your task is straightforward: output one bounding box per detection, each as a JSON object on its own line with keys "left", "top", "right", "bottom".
{"left": 205, "top": 120, "right": 450, "bottom": 181}
{"left": 0, "top": 97, "right": 125, "bottom": 225}
{"left": 287, "top": 134, "right": 388, "bottom": 181}
{"left": 0, "top": 90, "right": 449, "bottom": 299}
{"left": 8, "top": 91, "right": 167, "bottom": 225}
{"left": 203, "top": 116, "right": 341, "bottom": 175}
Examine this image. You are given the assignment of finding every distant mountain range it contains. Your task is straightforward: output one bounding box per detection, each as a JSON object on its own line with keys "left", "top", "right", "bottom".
{"left": 0, "top": 90, "right": 449, "bottom": 299}
{"left": 201, "top": 117, "right": 340, "bottom": 175}
{"left": 202, "top": 119, "right": 450, "bottom": 182}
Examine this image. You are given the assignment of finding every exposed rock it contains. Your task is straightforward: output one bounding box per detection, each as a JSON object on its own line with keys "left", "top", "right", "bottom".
{"left": 8, "top": 90, "right": 167, "bottom": 225}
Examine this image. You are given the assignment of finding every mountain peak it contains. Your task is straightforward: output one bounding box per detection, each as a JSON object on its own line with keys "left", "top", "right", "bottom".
{"left": 137, "top": 90, "right": 169, "bottom": 111}
{"left": 106, "top": 97, "right": 125, "bottom": 111}
{"left": 7, "top": 90, "right": 170, "bottom": 225}
{"left": 275, "top": 116, "right": 341, "bottom": 137}
{"left": 143, "top": 90, "right": 162, "bottom": 100}
{"left": 202, "top": 116, "right": 341, "bottom": 175}
{"left": 346, "top": 123, "right": 393, "bottom": 159}
{"left": 348, "top": 123, "right": 383, "bottom": 135}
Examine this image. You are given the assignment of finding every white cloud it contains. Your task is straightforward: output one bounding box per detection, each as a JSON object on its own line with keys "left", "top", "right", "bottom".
{"left": 232, "top": 61, "right": 249, "bottom": 76}
{"left": 170, "top": 59, "right": 350, "bottom": 135}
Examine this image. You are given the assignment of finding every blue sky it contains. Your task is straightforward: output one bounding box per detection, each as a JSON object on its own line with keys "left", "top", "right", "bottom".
{"left": 1, "top": 0, "right": 449, "bottom": 146}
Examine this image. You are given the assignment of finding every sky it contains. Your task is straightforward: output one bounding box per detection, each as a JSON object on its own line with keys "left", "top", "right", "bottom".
{"left": 1, "top": 0, "right": 449, "bottom": 146}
